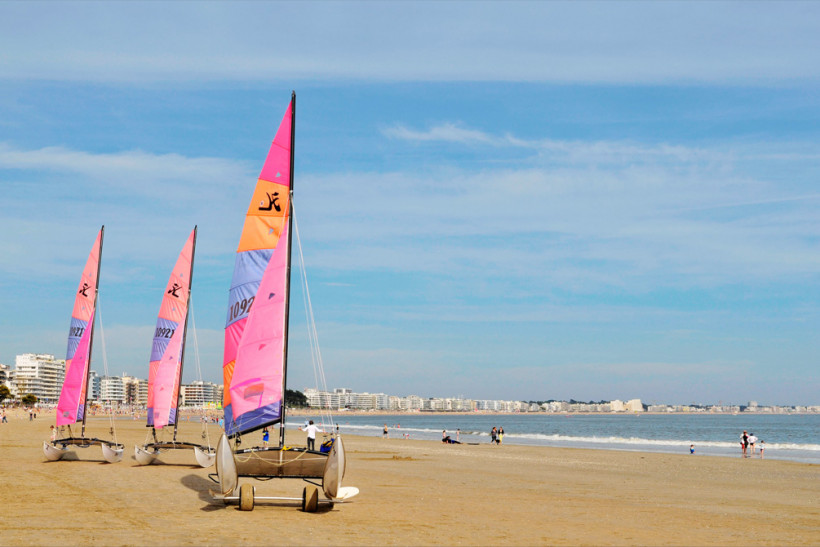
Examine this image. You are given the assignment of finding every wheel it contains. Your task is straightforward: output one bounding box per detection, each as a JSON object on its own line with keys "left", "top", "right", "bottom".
{"left": 302, "top": 485, "right": 318, "bottom": 513}
{"left": 239, "top": 483, "right": 254, "bottom": 511}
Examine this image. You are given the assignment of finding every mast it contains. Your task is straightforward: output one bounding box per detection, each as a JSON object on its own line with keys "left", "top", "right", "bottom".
{"left": 173, "top": 226, "right": 197, "bottom": 441}
{"left": 279, "top": 91, "right": 296, "bottom": 449}
{"left": 81, "top": 225, "right": 103, "bottom": 438}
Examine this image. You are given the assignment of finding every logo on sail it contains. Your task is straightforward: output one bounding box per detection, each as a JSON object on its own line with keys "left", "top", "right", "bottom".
{"left": 167, "top": 282, "right": 182, "bottom": 298}
{"left": 259, "top": 191, "right": 281, "bottom": 212}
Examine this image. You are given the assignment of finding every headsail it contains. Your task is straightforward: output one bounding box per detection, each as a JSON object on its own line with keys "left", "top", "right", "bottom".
{"left": 56, "top": 227, "right": 102, "bottom": 427}
{"left": 223, "top": 97, "right": 293, "bottom": 437}
{"left": 147, "top": 228, "right": 196, "bottom": 428}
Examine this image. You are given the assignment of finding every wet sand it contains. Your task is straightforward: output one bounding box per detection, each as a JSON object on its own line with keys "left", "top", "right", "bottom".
{"left": 1, "top": 409, "right": 817, "bottom": 546}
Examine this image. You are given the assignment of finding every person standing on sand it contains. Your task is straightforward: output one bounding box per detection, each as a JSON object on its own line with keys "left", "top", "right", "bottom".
{"left": 740, "top": 430, "right": 749, "bottom": 457}
{"left": 456, "top": 428, "right": 460, "bottom": 442}
{"left": 690, "top": 444, "right": 695, "bottom": 454}
{"left": 262, "top": 427, "right": 269, "bottom": 447}
{"left": 300, "top": 420, "right": 322, "bottom": 451}
{"left": 490, "top": 427, "right": 497, "bottom": 445}
{"left": 759, "top": 440, "right": 765, "bottom": 458}
{"left": 50, "top": 425, "right": 57, "bottom": 442}
{"left": 748, "top": 433, "right": 757, "bottom": 455}
{"left": 383, "top": 424, "right": 389, "bottom": 439}
{"left": 498, "top": 426, "right": 504, "bottom": 445}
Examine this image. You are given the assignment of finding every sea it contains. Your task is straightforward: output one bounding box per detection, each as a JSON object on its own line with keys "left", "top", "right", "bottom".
{"left": 286, "top": 413, "right": 819, "bottom": 464}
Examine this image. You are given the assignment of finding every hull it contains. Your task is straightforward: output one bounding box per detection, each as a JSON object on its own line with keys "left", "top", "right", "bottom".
{"left": 234, "top": 446, "right": 328, "bottom": 479}
{"left": 43, "top": 437, "right": 124, "bottom": 463}
{"left": 135, "top": 441, "right": 215, "bottom": 468}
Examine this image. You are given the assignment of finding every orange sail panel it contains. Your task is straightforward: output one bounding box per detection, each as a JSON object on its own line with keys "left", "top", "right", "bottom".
{"left": 56, "top": 228, "right": 102, "bottom": 426}
{"left": 223, "top": 98, "right": 292, "bottom": 436}
{"left": 147, "top": 228, "right": 195, "bottom": 428}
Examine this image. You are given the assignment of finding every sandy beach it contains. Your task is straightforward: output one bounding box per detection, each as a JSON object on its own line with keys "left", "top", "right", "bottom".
{"left": 1, "top": 409, "right": 817, "bottom": 546}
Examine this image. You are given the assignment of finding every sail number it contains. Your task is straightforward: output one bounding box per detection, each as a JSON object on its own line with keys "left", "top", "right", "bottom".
{"left": 229, "top": 296, "right": 255, "bottom": 322}
{"left": 155, "top": 327, "right": 176, "bottom": 339}
{"left": 69, "top": 326, "right": 85, "bottom": 337}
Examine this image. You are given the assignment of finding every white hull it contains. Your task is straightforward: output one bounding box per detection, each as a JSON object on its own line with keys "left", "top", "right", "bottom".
{"left": 102, "top": 443, "right": 124, "bottom": 463}
{"left": 43, "top": 441, "right": 68, "bottom": 461}
{"left": 134, "top": 445, "right": 159, "bottom": 465}
{"left": 194, "top": 446, "right": 216, "bottom": 468}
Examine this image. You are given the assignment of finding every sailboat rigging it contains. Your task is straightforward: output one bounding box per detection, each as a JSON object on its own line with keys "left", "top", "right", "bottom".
{"left": 135, "top": 227, "right": 215, "bottom": 467}
{"left": 210, "top": 92, "right": 358, "bottom": 511}
{"left": 43, "top": 226, "right": 125, "bottom": 463}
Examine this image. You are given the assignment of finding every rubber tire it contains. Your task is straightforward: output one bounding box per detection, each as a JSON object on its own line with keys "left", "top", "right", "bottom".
{"left": 303, "top": 485, "right": 319, "bottom": 513}
{"left": 239, "top": 483, "right": 254, "bottom": 511}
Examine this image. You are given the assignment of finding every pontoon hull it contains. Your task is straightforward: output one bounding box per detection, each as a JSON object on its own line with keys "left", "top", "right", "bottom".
{"left": 234, "top": 446, "right": 328, "bottom": 478}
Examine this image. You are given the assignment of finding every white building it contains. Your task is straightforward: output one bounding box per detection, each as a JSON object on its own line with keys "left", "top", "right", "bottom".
{"left": 625, "top": 399, "right": 644, "bottom": 412}
{"left": 181, "top": 381, "right": 220, "bottom": 406}
{"left": 99, "top": 376, "right": 124, "bottom": 403}
{"left": 13, "top": 353, "right": 65, "bottom": 404}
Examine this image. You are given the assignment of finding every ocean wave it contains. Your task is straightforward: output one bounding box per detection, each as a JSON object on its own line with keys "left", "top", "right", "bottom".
{"left": 286, "top": 421, "right": 820, "bottom": 451}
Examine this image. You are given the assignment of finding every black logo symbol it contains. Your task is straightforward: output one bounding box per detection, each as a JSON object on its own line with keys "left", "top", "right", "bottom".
{"left": 259, "top": 192, "right": 281, "bottom": 212}
{"left": 167, "top": 282, "right": 182, "bottom": 298}
{"left": 79, "top": 283, "right": 90, "bottom": 297}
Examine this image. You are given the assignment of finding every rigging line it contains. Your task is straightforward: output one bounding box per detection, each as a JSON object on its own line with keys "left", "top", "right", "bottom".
{"left": 94, "top": 293, "right": 118, "bottom": 444}
{"left": 188, "top": 294, "right": 212, "bottom": 449}
{"left": 292, "top": 205, "right": 334, "bottom": 430}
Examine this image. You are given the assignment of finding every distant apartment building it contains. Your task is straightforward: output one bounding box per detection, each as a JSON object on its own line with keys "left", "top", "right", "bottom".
{"left": 122, "top": 375, "right": 148, "bottom": 406}
{"left": 88, "top": 370, "right": 101, "bottom": 402}
{"left": 13, "top": 353, "right": 65, "bottom": 404}
{"left": 181, "top": 381, "right": 220, "bottom": 406}
{"left": 99, "top": 376, "right": 125, "bottom": 403}
{"left": 0, "top": 363, "right": 10, "bottom": 387}
{"left": 625, "top": 399, "right": 644, "bottom": 412}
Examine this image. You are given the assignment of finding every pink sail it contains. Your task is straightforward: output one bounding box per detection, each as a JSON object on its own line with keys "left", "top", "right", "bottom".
{"left": 147, "top": 228, "right": 196, "bottom": 428}
{"left": 56, "top": 228, "right": 102, "bottom": 426}
{"left": 229, "top": 222, "right": 289, "bottom": 420}
{"left": 57, "top": 310, "right": 94, "bottom": 426}
{"left": 223, "top": 96, "right": 293, "bottom": 436}
{"left": 151, "top": 322, "right": 185, "bottom": 428}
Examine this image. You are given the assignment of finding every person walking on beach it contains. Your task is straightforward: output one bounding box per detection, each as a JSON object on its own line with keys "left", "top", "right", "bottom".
{"left": 300, "top": 420, "right": 322, "bottom": 451}
{"left": 759, "top": 440, "right": 765, "bottom": 458}
{"left": 456, "top": 428, "right": 460, "bottom": 442}
{"left": 490, "top": 426, "right": 497, "bottom": 445}
{"left": 383, "top": 424, "right": 389, "bottom": 439}
{"left": 748, "top": 433, "right": 758, "bottom": 455}
{"left": 740, "top": 430, "right": 749, "bottom": 457}
{"left": 262, "top": 427, "right": 269, "bottom": 447}
{"left": 498, "top": 426, "right": 504, "bottom": 445}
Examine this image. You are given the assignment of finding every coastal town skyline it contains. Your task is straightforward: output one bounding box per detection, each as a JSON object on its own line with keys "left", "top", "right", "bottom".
{"left": 2, "top": 354, "right": 817, "bottom": 410}
{"left": 1, "top": 3, "right": 818, "bottom": 406}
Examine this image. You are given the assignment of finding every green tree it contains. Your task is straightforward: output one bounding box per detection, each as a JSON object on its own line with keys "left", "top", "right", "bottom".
{"left": 285, "top": 389, "right": 308, "bottom": 408}
{"left": 21, "top": 393, "right": 37, "bottom": 406}
{"left": 0, "top": 384, "right": 10, "bottom": 403}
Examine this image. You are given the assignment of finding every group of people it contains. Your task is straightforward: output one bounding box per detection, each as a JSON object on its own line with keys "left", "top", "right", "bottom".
{"left": 382, "top": 423, "right": 410, "bottom": 439}
{"left": 740, "top": 430, "right": 765, "bottom": 458}
{"left": 490, "top": 426, "right": 504, "bottom": 445}
{"left": 441, "top": 429, "right": 461, "bottom": 444}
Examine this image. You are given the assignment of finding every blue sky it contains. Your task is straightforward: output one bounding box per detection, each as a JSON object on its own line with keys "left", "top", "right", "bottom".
{"left": 0, "top": 2, "right": 818, "bottom": 405}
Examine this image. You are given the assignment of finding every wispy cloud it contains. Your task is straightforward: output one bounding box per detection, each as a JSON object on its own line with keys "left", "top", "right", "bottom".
{"left": 1, "top": 3, "right": 819, "bottom": 84}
